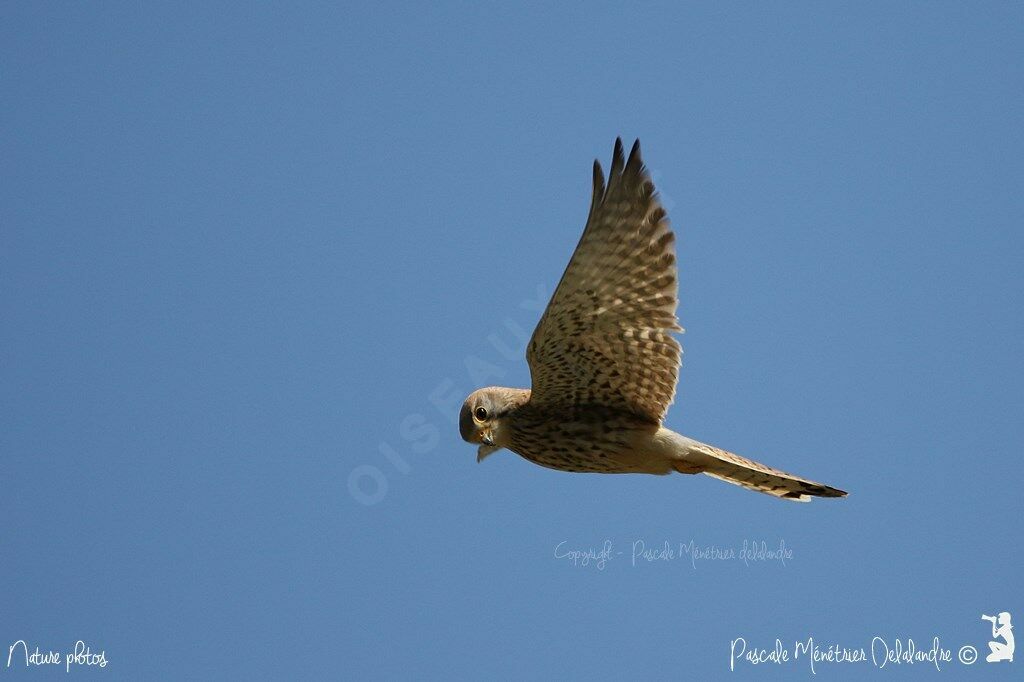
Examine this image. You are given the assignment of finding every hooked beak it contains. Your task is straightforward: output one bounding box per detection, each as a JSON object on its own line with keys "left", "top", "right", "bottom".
{"left": 477, "top": 444, "right": 500, "bottom": 463}
{"left": 481, "top": 434, "right": 494, "bottom": 446}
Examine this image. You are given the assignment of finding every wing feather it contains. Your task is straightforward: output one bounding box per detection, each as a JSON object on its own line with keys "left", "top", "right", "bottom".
{"left": 526, "top": 138, "right": 682, "bottom": 423}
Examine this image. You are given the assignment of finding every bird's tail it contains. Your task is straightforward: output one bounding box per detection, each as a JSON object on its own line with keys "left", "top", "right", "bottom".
{"left": 669, "top": 432, "right": 847, "bottom": 502}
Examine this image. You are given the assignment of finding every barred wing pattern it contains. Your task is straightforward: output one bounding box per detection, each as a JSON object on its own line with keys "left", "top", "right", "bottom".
{"left": 527, "top": 139, "right": 682, "bottom": 423}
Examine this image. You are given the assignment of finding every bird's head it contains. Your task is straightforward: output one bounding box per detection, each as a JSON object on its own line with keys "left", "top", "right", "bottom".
{"left": 459, "top": 387, "right": 530, "bottom": 461}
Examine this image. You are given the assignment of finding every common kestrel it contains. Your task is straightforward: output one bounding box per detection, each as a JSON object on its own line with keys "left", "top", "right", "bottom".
{"left": 459, "top": 139, "right": 846, "bottom": 501}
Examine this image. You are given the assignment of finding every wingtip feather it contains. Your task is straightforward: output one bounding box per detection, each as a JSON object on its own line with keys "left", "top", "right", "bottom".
{"left": 592, "top": 159, "right": 605, "bottom": 194}
{"left": 609, "top": 137, "right": 626, "bottom": 178}
{"left": 628, "top": 138, "right": 642, "bottom": 165}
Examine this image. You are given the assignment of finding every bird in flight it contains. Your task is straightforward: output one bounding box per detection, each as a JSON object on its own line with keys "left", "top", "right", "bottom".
{"left": 459, "top": 139, "right": 846, "bottom": 501}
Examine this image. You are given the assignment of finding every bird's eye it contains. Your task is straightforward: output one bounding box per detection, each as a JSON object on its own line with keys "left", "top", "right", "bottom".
{"left": 474, "top": 407, "right": 488, "bottom": 421}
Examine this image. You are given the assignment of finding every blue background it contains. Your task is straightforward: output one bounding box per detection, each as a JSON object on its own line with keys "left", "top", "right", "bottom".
{"left": 2, "top": 2, "right": 1021, "bottom": 679}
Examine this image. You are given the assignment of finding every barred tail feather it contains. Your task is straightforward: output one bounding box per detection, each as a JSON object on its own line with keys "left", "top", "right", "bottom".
{"left": 695, "top": 442, "right": 846, "bottom": 502}
{"left": 662, "top": 429, "right": 847, "bottom": 502}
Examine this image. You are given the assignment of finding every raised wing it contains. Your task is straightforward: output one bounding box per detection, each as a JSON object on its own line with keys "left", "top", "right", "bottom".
{"left": 526, "top": 138, "right": 682, "bottom": 423}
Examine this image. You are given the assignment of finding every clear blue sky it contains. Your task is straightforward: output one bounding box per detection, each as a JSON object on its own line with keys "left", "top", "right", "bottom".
{"left": 2, "top": 2, "right": 1022, "bottom": 680}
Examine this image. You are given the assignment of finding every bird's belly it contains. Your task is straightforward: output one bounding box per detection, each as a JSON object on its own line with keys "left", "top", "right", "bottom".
{"left": 509, "top": 419, "right": 667, "bottom": 474}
